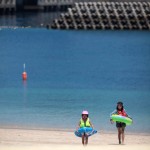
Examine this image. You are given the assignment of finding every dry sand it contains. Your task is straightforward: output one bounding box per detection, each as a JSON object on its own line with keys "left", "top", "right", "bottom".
{"left": 0, "top": 128, "right": 150, "bottom": 150}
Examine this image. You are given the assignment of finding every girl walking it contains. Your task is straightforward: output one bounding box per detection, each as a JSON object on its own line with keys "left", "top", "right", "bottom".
{"left": 77, "top": 110, "right": 94, "bottom": 145}
{"left": 110, "top": 101, "right": 131, "bottom": 144}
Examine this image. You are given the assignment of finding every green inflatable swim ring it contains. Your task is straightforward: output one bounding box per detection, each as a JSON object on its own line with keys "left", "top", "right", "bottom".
{"left": 111, "top": 114, "right": 133, "bottom": 125}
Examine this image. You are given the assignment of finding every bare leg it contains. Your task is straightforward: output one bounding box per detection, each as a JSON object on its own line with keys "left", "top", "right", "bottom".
{"left": 122, "top": 127, "right": 125, "bottom": 144}
{"left": 82, "top": 134, "right": 85, "bottom": 145}
{"left": 85, "top": 134, "right": 88, "bottom": 145}
{"left": 118, "top": 128, "right": 122, "bottom": 144}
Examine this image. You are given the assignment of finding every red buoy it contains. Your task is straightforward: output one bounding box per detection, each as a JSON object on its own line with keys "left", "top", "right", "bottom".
{"left": 22, "top": 71, "right": 27, "bottom": 80}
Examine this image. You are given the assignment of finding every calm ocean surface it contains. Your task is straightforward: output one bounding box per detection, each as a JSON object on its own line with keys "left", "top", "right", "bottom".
{"left": 0, "top": 28, "right": 150, "bottom": 133}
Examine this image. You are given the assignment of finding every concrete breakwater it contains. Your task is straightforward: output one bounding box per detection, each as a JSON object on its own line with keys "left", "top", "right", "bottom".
{"left": 50, "top": 2, "right": 150, "bottom": 30}
{"left": 0, "top": 0, "right": 16, "bottom": 13}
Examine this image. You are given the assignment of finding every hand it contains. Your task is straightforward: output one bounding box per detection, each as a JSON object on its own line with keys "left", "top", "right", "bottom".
{"left": 128, "top": 116, "right": 132, "bottom": 119}
{"left": 111, "top": 121, "right": 114, "bottom": 124}
{"left": 128, "top": 116, "right": 133, "bottom": 123}
{"left": 110, "top": 120, "right": 114, "bottom": 124}
{"left": 76, "top": 127, "right": 79, "bottom": 131}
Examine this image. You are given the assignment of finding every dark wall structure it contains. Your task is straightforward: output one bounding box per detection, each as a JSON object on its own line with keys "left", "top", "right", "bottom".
{"left": 23, "top": 0, "right": 37, "bottom": 5}
{"left": 16, "top": 0, "right": 37, "bottom": 10}
{"left": 16, "top": 0, "right": 24, "bottom": 10}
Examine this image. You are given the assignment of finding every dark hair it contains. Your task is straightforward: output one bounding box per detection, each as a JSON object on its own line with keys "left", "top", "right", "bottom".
{"left": 116, "top": 101, "right": 124, "bottom": 111}
{"left": 82, "top": 114, "right": 89, "bottom": 117}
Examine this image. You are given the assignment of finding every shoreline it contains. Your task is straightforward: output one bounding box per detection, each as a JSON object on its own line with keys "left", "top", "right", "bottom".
{"left": 0, "top": 126, "right": 150, "bottom": 136}
{"left": 0, "top": 127, "right": 150, "bottom": 145}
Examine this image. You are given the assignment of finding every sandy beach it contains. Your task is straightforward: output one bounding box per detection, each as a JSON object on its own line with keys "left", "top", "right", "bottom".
{"left": 0, "top": 128, "right": 150, "bottom": 150}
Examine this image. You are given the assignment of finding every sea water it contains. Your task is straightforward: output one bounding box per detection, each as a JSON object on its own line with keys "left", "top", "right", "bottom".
{"left": 0, "top": 28, "right": 150, "bottom": 133}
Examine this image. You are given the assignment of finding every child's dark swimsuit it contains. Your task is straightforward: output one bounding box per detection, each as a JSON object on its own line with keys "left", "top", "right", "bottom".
{"left": 116, "top": 122, "right": 126, "bottom": 128}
